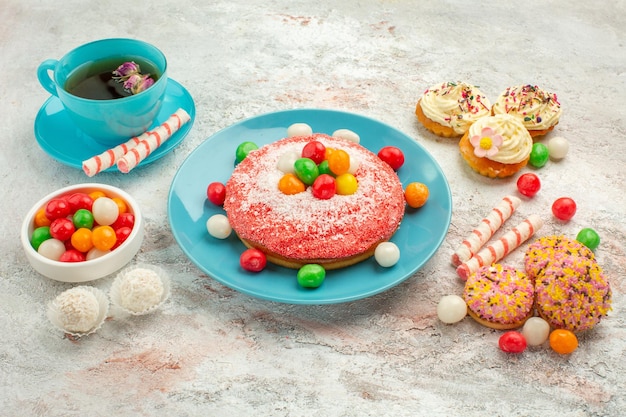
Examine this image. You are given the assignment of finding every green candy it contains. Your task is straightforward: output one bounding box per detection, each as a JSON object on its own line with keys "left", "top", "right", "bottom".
{"left": 31, "top": 226, "right": 52, "bottom": 251}
{"left": 576, "top": 228, "right": 600, "bottom": 250}
{"left": 297, "top": 264, "right": 326, "bottom": 288}
{"left": 317, "top": 160, "right": 335, "bottom": 177}
{"left": 529, "top": 143, "right": 549, "bottom": 168}
{"left": 235, "top": 141, "right": 259, "bottom": 163}
{"left": 294, "top": 158, "right": 319, "bottom": 185}
{"left": 73, "top": 209, "right": 94, "bottom": 229}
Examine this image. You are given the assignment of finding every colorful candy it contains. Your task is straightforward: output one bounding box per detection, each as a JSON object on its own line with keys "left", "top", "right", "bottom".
{"left": 404, "top": 182, "right": 429, "bottom": 208}
{"left": 549, "top": 329, "right": 578, "bottom": 354}
{"left": 335, "top": 173, "right": 358, "bottom": 195}
{"left": 30, "top": 190, "right": 135, "bottom": 263}
{"left": 287, "top": 123, "right": 313, "bottom": 138}
{"left": 374, "top": 242, "right": 400, "bottom": 267}
{"left": 235, "top": 141, "right": 259, "bottom": 164}
{"left": 327, "top": 149, "right": 350, "bottom": 175}
{"left": 521, "top": 317, "right": 551, "bottom": 346}
{"left": 436, "top": 295, "right": 467, "bottom": 324}
{"left": 378, "top": 146, "right": 404, "bottom": 171}
{"left": 529, "top": 143, "right": 549, "bottom": 168}
{"left": 294, "top": 158, "right": 319, "bottom": 185}
{"left": 576, "top": 227, "right": 600, "bottom": 250}
{"left": 239, "top": 248, "right": 267, "bottom": 272}
{"left": 206, "top": 214, "right": 232, "bottom": 239}
{"left": 311, "top": 174, "right": 336, "bottom": 200}
{"left": 499, "top": 331, "right": 527, "bottom": 353}
{"left": 516, "top": 173, "right": 541, "bottom": 197}
{"left": 92, "top": 197, "right": 119, "bottom": 226}
{"left": 552, "top": 197, "right": 576, "bottom": 221}
{"left": 301, "top": 141, "right": 326, "bottom": 164}
{"left": 206, "top": 182, "right": 227, "bottom": 206}
{"left": 297, "top": 264, "right": 326, "bottom": 288}
{"left": 547, "top": 136, "right": 569, "bottom": 160}
{"left": 278, "top": 173, "right": 306, "bottom": 195}
{"left": 332, "top": 128, "right": 360, "bottom": 144}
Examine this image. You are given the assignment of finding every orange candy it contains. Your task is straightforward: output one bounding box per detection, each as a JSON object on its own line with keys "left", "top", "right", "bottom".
{"left": 549, "top": 329, "right": 578, "bottom": 354}
{"left": 111, "top": 197, "right": 128, "bottom": 214}
{"left": 71, "top": 228, "right": 94, "bottom": 253}
{"left": 278, "top": 173, "right": 306, "bottom": 195}
{"left": 328, "top": 149, "right": 350, "bottom": 175}
{"left": 34, "top": 208, "right": 52, "bottom": 227}
{"left": 92, "top": 225, "right": 117, "bottom": 251}
{"left": 404, "top": 182, "right": 429, "bottom": 208}
{"left": 88, "top": 190, "right": 106, "bottom": 201}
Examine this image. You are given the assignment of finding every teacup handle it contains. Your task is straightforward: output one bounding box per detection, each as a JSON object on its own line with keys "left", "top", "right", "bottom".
{"left": 37, "top": 59, "right": 60, "bottom": 97}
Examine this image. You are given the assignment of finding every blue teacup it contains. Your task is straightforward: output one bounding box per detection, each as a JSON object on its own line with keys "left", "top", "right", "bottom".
{"left": 37, "top": 38, "right": 168, "bottom": 146}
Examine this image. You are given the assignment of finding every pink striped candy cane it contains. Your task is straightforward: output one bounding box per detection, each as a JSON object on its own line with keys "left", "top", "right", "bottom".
{"left": 451, "top": 195, "right": 521, "bottom": 266}
{"left": 456, "top": 214, "right": 543, "bottom": 280}
{"left": 117, "top": 108, "right": 191, "bottom": 173}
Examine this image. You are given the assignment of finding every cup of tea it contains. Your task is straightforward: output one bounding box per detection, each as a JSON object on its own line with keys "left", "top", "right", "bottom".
{"left": 37, "top": 38, "right": 168, "bottom": 146}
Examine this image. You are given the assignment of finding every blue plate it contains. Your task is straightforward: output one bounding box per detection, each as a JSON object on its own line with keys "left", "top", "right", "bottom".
{"left": 34, "top": 78, "right": 195, "bottom": 172}
{"left": 168, "top": 109, "right": 452, "bottom": 304}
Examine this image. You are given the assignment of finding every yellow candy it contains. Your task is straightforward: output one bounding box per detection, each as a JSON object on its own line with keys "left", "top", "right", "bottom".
{"left": 278, "top": 173, "right": 306, "bottom": 195}
{"left": 335, "top": 173, "right": 358, "bottom": 195}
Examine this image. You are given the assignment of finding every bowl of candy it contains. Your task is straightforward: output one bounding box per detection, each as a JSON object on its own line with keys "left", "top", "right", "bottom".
{"left": 20, "top": 183, "right": 144, "bottom": 282}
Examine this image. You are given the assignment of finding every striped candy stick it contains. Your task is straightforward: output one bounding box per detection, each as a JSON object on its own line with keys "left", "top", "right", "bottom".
{"left": 456, "top": 214, "right": 543, "bottom": 281}
{"left": 117, "top": 108, "right": 191, "bottom": 174}
{"left": 451, "top": 195, "right": 521, "bottom": 266}
{"left": 82, "top": 136, "right": 143, "bottom": 177}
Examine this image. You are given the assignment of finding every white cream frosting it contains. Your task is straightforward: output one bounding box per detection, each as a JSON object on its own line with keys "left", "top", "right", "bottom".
{"left": 420, "top": 81, "right": 491, "bottom": 134}
{"left": 492, "top": 85, "right": 562, "bottom": 131}
{"left": 468, "top": 114, "right": 533, "bottom": 164}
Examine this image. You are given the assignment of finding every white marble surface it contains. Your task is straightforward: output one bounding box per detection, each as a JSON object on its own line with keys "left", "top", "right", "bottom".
{"left": 2, "top": 1, "right": 625, "bottom": 416}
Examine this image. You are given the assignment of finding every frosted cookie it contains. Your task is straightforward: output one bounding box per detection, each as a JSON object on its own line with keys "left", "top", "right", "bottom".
{"left": 463, "top": 264, "right": 534, "bottom": 330}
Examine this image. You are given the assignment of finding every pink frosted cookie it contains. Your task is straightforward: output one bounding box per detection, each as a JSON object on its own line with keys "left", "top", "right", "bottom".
{"left": 535, "top": 257, "right": 611, "bottom": 332}
{"left": 524, "top": 235, "right": 595, "bottom": 282}
{"left": 463, "top": 264, "right": 535, "bottom": 330}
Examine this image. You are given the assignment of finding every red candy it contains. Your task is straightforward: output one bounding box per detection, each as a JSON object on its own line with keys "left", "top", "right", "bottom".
{"left": 59, "top": 249, "right": 86, "bottom": 263}
{"left": 516, "top": 173, "right": 541, "bottom": 197}
{"left": 301, "top": 141, "right": 326, "bottom": 165}
{"left": 45, "top": 197, "right": 71, "bottom": 221}
{"left": 378, "top": 146, "right": 404, "bottom": 171}
{"left": 111, "top": 212, "right": 135, "bottom": 230}
{"left": 112, "top": 226, "right": 132, "bottom": 249}
{"left": 311, "top": 174, "right": 336, "bottom": 200}
{"left": 49, "top": 218, "right": 75, "bottom": 241}
{"left": 552, "top": 197, "right": 577, "bottom": 221}
{"left": 499, "top": 331, "right": 527, "bottom": 353}
{"left": 67, "top": 192, "right": 94, "bottom": 212}
{"left": 240, "top": 248, "right": 267, "bottom": 272}
{"left": 207, "top": 182, "right": 227, "bottom": 206}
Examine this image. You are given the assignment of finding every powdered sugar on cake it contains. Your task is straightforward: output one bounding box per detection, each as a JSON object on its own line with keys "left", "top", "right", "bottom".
{"left": 224, "top": 134, "right": 405, "bottom": 261}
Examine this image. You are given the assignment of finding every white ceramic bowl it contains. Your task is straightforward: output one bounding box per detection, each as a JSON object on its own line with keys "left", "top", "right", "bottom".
{"left": 21, "top": 183, "right": 144, "bottom": 282}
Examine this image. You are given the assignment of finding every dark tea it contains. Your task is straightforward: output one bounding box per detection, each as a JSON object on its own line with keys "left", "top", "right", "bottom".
{"left": 65, "top": 57, "right": 160, "bottom": 100}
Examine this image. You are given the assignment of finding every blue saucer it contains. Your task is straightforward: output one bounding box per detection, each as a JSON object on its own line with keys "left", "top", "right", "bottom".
{"left": 34, "top": 78, "right": 195, "bottom": 172}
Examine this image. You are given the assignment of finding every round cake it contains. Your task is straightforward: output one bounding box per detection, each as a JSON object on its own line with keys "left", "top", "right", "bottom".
{"left": 223, "top": 134, "right": 405, "bottom": 269}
